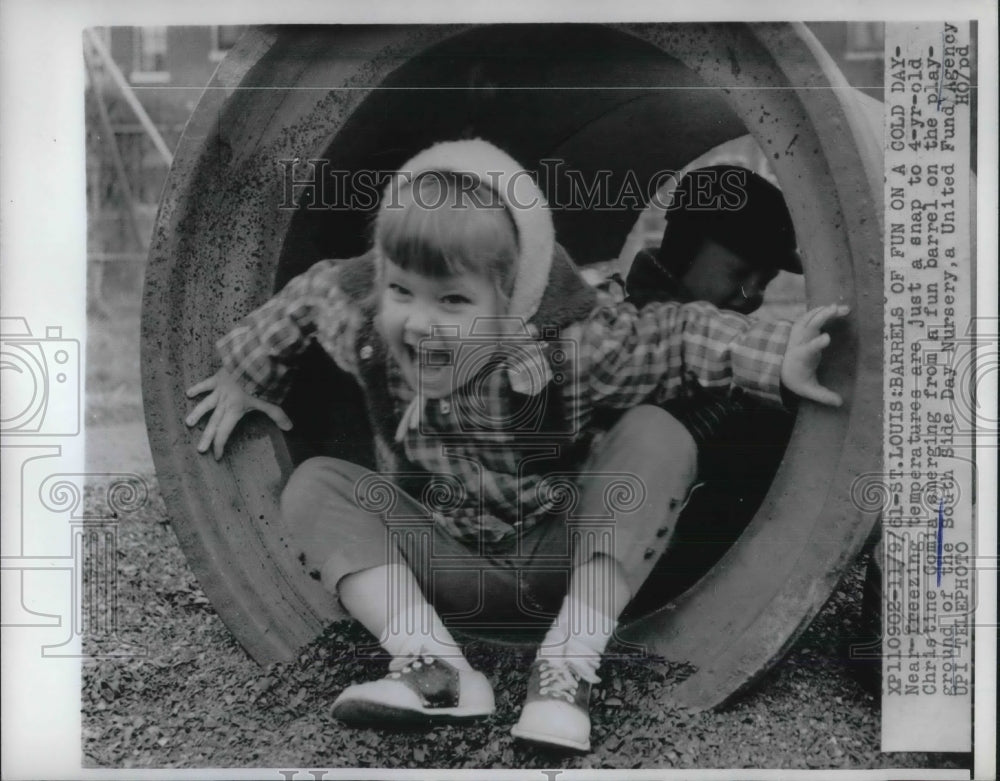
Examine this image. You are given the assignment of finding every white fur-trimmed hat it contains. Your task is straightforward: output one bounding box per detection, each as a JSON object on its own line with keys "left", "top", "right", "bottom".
{"left": 381, "top": 139, "right": 555, "bottom": 321}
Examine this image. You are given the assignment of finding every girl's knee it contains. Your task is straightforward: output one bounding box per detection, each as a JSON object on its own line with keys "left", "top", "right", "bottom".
{"left": 280, "top": 458, "right": 396, "bottom": 588}
{"left": 609, "top": 405, "right": 697, "bottom": 470}
{"left": 281, "top": 457, "right": 327, "bottom": 517}
{"left": 280, "top": 457, "right": 366, "bottom": 524}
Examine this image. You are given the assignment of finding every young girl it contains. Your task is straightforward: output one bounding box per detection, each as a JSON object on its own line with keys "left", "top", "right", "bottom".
{"left": 186, "top": 139, "right": 847, "bottom": 752}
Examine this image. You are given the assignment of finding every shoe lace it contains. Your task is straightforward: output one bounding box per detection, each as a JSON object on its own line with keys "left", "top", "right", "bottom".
{"left": 387, "top": 654, "right": 438, "bottom": 678}
{"left": 387, "top": 638, "right": 438, "bottom": 676}
{"left": 539, "top": 634, "right": 602, "bottom": 685}
{"left": 538, "top": 659, "right": 595, "bottom": 703}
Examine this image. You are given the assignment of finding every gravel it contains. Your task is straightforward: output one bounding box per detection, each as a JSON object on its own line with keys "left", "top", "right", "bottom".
{"left": 81, "top": 473, "right": 970, "bottom": 772}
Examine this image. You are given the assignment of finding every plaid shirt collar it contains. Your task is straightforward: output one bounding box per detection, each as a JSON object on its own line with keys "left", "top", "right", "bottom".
{"left": 389, "top": 333, "right": 555, "bottom": 443}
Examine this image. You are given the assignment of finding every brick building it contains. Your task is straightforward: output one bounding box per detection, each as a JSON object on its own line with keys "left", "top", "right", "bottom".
{"left": 84, "top": 23, "right": 884, "bottom": 307}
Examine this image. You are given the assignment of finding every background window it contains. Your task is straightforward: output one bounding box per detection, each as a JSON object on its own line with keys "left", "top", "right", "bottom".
{"left": 132, "top": 26, "right": 169, "bottom": 82}
{"left": 210, "top": 26, "right": 246, "bottom": 61}
{"left": 845, "top": 22, "right": 885, "bottom": 61}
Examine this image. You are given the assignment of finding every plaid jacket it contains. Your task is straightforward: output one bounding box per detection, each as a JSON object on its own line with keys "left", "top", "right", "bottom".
{"left": 602, "top": 271, "right": 786, "bottom": 448}
{"left": 218, "top": 253, "right": 791, "bottom": 544}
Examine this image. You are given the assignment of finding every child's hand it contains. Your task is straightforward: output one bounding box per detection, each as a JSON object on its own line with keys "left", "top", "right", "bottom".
{"left": 780, "top": 303, "right": 850, "bottom": 407}
{"left": 185, "top": 369, "right": 293, "bottom": 459}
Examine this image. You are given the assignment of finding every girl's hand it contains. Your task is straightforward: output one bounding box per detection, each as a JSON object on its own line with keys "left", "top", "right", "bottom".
{"left": 780, "top": 303, "right": 850, "bottom": 407}
{"left": 185, "top": 368, "right": 293, "bottom": 459}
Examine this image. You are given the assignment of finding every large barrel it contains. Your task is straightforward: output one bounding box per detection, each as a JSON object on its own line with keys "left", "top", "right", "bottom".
{"left": 141, "top": 22, "right": 883, "bottom": 710}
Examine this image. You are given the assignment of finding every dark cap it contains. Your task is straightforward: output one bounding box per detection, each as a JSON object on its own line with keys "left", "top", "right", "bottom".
{"left": 657, "top": 165, "right": 802, "bottom": 276}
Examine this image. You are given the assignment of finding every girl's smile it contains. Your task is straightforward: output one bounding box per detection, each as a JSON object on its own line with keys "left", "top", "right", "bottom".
{"left": 379, "top": 259, "right": 503, "bottom": 398}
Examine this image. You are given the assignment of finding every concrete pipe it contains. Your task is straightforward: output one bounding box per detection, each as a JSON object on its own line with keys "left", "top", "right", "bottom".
{"left": 142, "top": 22, "right": 883, "bottom": 710}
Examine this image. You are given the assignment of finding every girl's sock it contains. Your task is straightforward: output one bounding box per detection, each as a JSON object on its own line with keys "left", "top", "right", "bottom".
{"left": 538, "top": 554, "right": 630, "bottom": 681}
{"left": 538, "top": 597, "right": 613, "bottom": 682}
{"left": 337, "top": 563, "right": 472, "bottom": 670}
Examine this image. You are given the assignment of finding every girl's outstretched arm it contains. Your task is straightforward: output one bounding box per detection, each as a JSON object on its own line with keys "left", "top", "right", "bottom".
{"left": 567, "top": 297, "right": 848, "bottom": 412}
{"left": 187, "top": 257, "right": 361, "bottom": 459}
{"left": 780, "top": 303, "right": 850, "bottom": 407}
{"left": 185, "top": 368, "right": 293, "bottom": 460}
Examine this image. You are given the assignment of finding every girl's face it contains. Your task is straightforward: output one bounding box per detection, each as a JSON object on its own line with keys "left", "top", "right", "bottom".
{"left": 378, "top": 258, "right": 503, "bottom": 398}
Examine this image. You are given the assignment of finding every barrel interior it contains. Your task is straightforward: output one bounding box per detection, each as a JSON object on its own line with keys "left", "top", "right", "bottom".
{"left": 276, "top": 24, "right": 749, "bottom": 459}
{"left": 277, "top": 24, "right": 747, "bottom": 279}
{"left": 271, "top": 25, "right": 791, "bottom": 617}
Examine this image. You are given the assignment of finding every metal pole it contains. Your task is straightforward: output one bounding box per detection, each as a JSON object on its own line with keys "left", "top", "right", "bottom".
{"left": 83, "top": 44, "right": 146, "bottom": 252}
{"left": 83, "top": 28, "right": 173, "bottom": 167}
